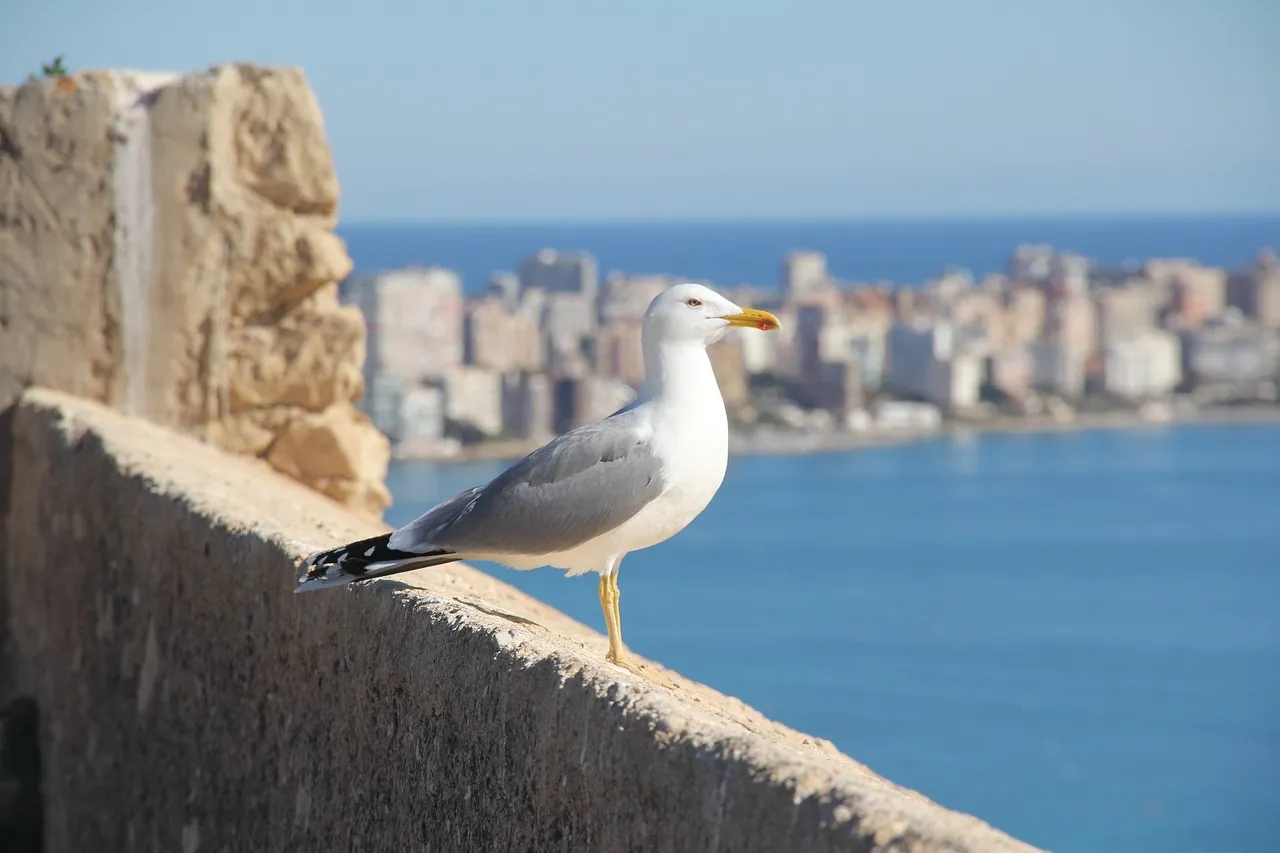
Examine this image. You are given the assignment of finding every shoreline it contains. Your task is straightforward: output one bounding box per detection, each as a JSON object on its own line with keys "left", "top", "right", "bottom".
{"left": 391, "top": 404, "right": 1280, "bottom": 465}
{"left": 732, "top": 404, "right": 1280, "bottom": 458}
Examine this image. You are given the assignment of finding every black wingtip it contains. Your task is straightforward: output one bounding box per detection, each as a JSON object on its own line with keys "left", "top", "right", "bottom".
{"left": 295, "top": 533, "right": 459, "bottom": 593}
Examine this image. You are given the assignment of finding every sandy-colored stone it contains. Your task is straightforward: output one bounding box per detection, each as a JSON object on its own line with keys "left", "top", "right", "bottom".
{"left": 0, "top": 75, "right": 120, "bottom": 412}
{"left": 0, "top": 64, "right": 385, "bottom": 518}
{"left": 203, "top": 406, "right": 305, "bottom": 456}
{"left": 5, "top": 389, "right": 1044, "bottom": 853}
{"left": 266, "top": 404, "right": 391, "bottom": 516}
{"left": 226, "top": 302, "right": 366, "bottom": 413}
{"left": 304, "top": 475, "right": 394, "bottom": 521}
{"left": 224, "top": 65, "right": 341, "bottom": 218}
{"left": 225, "top": 214, "right": 353, "bottom": 322}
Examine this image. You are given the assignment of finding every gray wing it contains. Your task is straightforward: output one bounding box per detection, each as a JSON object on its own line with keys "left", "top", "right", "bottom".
{"left": 387, "top": 410, "right": 666, "bottom": 557}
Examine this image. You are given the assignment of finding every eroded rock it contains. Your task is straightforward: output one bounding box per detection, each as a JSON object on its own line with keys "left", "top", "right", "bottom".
{"left": 226, "top": 302, "right": 366, "bottom": 413}
{"left": 266, "top": 404, "right": 391, "bottom": 516}
{"left": 0, "top": 64, "right": 389, "bottom": 517}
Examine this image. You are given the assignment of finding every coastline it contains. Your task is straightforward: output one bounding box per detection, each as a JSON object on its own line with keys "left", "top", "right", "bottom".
{"left": 391, "top": 404, "right": 1280, "bottom": 465}
{"left": 731, "top": 404, "right": 1280, "bottom": 457}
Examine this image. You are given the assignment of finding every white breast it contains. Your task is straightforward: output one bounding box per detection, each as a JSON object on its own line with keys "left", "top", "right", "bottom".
{"left": 525, "top": 342, "right": 732, "bottom": 576}
{"left": 647, "top": 392, "right": 729, "bottom": 528}
{"left": 575, "top": 387, "right": 729, "bottom": 565}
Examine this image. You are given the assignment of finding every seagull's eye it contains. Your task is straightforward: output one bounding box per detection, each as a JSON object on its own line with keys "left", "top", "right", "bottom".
{"left": 687, "top": 298, "right": 702, "bottom": 307}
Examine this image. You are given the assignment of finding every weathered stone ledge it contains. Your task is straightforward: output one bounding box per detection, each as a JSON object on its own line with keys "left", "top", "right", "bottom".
{"left": 4, "top": 388, "right": 1042, "bottom": 852}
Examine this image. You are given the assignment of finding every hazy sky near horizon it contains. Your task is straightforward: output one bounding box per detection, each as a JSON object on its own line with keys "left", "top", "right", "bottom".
{"left": 4, "top": 1, "right": 1277, "bottom": 222}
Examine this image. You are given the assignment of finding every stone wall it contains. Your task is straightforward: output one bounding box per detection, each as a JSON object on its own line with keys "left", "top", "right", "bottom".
{"left": 3, "top": 389, "right": 1043, "bottom": 852}
{"left": 0, "top": 64, "right": 389, "bottom": 520}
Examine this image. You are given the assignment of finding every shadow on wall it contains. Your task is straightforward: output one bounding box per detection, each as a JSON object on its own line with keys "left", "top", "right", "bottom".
{"left": 0, "top": 696, "right": 42, "bottom": 853}
{"left": 0, "top": 401, "right": 38, "bottom": 853}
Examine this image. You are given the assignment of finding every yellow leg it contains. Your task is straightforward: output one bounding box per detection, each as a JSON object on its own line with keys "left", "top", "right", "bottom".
{"left": 599, "top": 573, "right": 626, "bottom": 664}
{"left": 606, "top": 568, "right": 622, "bottom": 653}
{"left": 597, "top": 572, "right": 672, "bottom": 686}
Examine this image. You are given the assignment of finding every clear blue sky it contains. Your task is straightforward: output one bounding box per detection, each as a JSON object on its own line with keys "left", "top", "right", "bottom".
{"left": 4, "top": 0, "right": 1277, "bottom": 222}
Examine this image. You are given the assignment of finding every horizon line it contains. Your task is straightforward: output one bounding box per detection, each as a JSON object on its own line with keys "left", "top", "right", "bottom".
{"left": 336, "top": 209, "right": 1280, "bottom": 229}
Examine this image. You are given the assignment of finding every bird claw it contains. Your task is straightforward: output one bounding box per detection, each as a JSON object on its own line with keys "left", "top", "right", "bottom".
{"left": 607, "top": 653, "right": 676, "bottom": 688}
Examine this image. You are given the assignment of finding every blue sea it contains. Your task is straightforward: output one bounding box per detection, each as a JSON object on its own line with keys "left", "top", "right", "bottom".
{"left": 384, "top": 424, "right": 1280, "bottom": 853}
{"left": 338, "top": 214, "right": 1280, "bottom": 290}
{"left": 352, "top": 217, "right": 1280, "bottom": 850}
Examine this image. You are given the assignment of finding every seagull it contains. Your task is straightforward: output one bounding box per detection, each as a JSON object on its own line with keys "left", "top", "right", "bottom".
{"left": 295, "top": 283, "right": 780, "bottom": 674}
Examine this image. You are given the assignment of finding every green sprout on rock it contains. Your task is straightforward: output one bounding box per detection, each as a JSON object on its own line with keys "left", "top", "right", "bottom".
{"left": 42, "top": 56, "right": 68, "bottom": 78}
{"left": 27, "top": 56, "right": 70, "bottom": 83}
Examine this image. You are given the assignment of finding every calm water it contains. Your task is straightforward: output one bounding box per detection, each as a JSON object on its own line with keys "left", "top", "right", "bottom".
{"left": 339, "top": 215, "right": 1280, "bottom": 291}
{"left": 384, "top": 423, "right": 1280, "bottom": 853}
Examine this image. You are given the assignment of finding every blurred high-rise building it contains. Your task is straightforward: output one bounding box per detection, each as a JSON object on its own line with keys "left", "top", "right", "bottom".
{"left": 346, "top": 266, "right": 463, "bottom": 444}
{"left": 518, "top": 249, "right": 598, "bottom": 298}
{"left": 464, "top": 296, "right": 545, "bottom": 373}
{"left": 355, "top": 266, "right": 464, "bottom": 386}
{"left": 1227, "top": 250, "right": 1280, "bottom": 329}
{"left": 487, "top": 271, "right": 521, "bottom": 308}
{"left": 782, "top": 251, "right": 831, "bottom": 301}
{"left": 599, "top": 273, "right": 672, "bottom": 322}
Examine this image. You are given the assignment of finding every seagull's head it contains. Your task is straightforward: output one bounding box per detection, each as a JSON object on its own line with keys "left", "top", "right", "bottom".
{"left": 643, "top": 283, "right": 781, "bottom": 347}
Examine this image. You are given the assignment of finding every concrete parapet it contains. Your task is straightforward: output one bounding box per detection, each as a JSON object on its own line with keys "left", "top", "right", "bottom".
{"left": 4, "top": 389, "right": 1042, "bottom": 852}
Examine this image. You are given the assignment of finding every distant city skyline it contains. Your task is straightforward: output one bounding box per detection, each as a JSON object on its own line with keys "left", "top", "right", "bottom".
{"left": 4, "top": 0, "right": 1278, "bottom": 221}
{"left": 346, "top": 235, "right": 1280, "bottom": 463}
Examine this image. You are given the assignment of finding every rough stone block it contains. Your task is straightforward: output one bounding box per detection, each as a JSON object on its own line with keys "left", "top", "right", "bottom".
{"left": 0, "top": 64, "right": 386, "bottom": 518}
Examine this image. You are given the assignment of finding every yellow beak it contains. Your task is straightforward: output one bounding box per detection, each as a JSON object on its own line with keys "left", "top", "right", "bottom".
{"left": 719, "top": 307, "right": 781, "bottom": 332}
